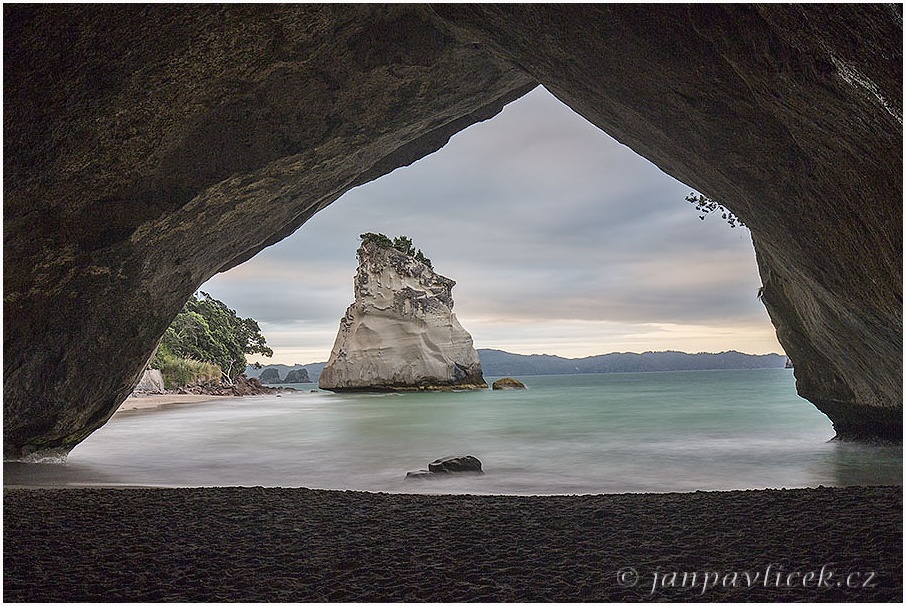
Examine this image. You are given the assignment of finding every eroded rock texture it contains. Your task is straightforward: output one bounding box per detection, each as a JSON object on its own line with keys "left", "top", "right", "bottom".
{"left": 319, "top": 239, "right": 486, "bottom": 391}
{"left": 3, "top": 4, "right": 901, "bottom": 456}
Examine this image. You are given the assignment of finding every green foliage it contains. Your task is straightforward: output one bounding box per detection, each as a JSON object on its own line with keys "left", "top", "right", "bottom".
{"left": 359, "top": 232, "right": 433, "bottom": 268}
{"left": 152, "top": 344, "right": 222, "bottom": 389}
{"left": 686, "top": 192, "right": 745, "bottom": 228}
{"left": 392, "top": 235, "right": 415, "bottom": 256}
{"left": 413, "top": 249, "right": 431, "bottom": 268}
{"left": 359, "top": 232, "right": 393, "bottom": 249}
{"left": 152, "top": 292, "right": 273, "bottom": 381}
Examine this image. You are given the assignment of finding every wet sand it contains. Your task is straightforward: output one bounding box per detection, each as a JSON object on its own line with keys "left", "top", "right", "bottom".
{"left": 115, "top": 393, "right": 226, "bottom": 414}
{"left": 3, "top": 485, "right": 900, "bottom": 602}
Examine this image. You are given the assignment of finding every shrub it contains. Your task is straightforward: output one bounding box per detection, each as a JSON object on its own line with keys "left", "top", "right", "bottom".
{"left": 154, "top": 292, "right": 272, "bottom": 381}
{"left": 686, "top": 192, "right": 745, "bottom": 228}
{"left": 359, "top": 232, "right": 433, "bottom": 268}
{"left": 151, "top": 343, "right": 222, "bottom": 389}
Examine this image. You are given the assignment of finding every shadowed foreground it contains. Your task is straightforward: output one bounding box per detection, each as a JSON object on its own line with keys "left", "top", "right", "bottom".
{"left": 4, "top": 486, "right": 901, "bottom": 602}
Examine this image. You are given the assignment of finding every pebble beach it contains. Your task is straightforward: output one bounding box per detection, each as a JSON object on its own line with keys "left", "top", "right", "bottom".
{"left": 4, "top": 485, "right": 901, "bottom": 602}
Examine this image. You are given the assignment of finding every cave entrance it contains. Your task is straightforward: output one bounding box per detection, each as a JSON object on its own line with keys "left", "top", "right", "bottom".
{"left": 45, "top": 87, "right": 903, "bottom": 493}
{"left": 200, "top": 86, "right": 780, "bottom": 366}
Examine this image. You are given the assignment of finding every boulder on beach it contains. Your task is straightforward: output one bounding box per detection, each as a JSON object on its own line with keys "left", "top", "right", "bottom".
{"left": 132, "top": 369, "right": 165, "bottom": 394}
{"left": 177, "top": 374, "right": 274, "bottom": 397}
{"left": 492, "top": 377, "right": 526, "bottom": 390}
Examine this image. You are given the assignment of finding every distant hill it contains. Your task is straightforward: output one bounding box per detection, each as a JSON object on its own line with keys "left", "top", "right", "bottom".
{"left": 247, "top": 350, "right": 786, "bottom": 384}
{"left": 476, "top": 349, "right": 787, "bottom": 376}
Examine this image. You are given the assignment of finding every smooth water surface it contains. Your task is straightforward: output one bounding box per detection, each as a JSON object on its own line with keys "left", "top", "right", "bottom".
{"left": 6, "top": 370, "right": 901, "bottom": 494}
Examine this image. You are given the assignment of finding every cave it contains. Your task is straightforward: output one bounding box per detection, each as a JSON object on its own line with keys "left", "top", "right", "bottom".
{"left": 4, "top": 4, "right": 902, "bottom": 458}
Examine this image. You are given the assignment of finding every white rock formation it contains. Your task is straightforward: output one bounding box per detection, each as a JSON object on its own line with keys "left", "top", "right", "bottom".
{"left": 131, "top": 369, "right": 165, "bottom": 394}
{"left": 319, "top": 238, "right": 487, "bottom": 391}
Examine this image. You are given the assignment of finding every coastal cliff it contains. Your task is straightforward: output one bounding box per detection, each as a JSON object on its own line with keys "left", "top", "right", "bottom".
{"left": 319, "top": 237, "right": 486, "bottom": 391}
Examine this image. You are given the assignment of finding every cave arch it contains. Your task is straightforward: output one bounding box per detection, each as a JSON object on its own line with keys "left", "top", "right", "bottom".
{"left": 4, "top": 4, "right": 901, "bottom": 457}
{"left": 203, "top": 85, "right": 778, "bottom": 364}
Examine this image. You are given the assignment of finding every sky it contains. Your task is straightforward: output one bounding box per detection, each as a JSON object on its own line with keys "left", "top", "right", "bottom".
{"left": 200, "top": 86, "right": 783, "bottom": 366}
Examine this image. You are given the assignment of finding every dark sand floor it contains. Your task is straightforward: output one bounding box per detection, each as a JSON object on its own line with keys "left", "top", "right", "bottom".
{"left": 4, "top": 485, "right": 901, "bottom": 602}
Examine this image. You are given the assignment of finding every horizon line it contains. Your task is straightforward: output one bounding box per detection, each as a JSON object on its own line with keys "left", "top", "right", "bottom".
{"left": 252, "top": 348, "right": 788, "bottom": 367}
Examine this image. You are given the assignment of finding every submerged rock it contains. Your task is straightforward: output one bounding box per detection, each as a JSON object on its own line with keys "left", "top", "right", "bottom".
{"left": 319, "top": 237, "right": 487, "bottom": 392}
{"left": 405, "top": 469, "right": 437, "bottom": 480}
{"left": 492, "top": 377, "right": 526, "bottom": 390}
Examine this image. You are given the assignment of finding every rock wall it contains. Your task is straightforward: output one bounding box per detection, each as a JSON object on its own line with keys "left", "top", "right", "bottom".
{"left": 319, "top": 240, "right": 486, "bottom": 391}
{"left": 3, "top": 5, "right": 901, "bottom": 456}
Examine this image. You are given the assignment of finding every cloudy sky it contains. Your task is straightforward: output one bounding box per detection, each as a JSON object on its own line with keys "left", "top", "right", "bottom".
{"left": 200, "top": 86, "right": 783, "bottom": 365}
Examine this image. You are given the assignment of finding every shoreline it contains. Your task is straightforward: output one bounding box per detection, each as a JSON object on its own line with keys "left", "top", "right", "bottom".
{"left": 114, "top": 393, "right": 227, "bottom": 414}
{"left": 4, "top": 484, "right": 900, "bottom": 602}
{"left": 114, "top": 386, "right": 301, "bottom": 415}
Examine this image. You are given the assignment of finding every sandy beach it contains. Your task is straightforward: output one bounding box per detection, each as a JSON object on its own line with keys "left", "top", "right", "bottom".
{"left": 3, "top": 485, "right": 900, "bottom": 602}
{"left": 115, "top": 393, "right": 226, "bottom": 414}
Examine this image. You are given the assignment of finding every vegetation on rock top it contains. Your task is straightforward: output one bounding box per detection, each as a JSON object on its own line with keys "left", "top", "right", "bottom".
{"left": 360, "top": 232, "right": 433, "bottom": 268}
{"left": 686, "top": 192, "right": 744, "bottom": 228}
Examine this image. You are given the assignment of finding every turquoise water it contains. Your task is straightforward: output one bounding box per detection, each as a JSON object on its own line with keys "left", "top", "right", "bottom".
{"left": 6, "top": 370, "right": 901, "bottom": 494}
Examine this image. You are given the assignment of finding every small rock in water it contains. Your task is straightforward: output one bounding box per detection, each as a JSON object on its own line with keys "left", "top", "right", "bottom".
{"left": 428, "top": 455, "right": 483, "bottom": 473}
{"left": 405, "top": 455, "right": 484, "bottom": 480}
{"left": 492, "top": 377, "right": 526, "bottom": 390}
{"left": 405, "top": 469, "right": 437, "bottom": 480}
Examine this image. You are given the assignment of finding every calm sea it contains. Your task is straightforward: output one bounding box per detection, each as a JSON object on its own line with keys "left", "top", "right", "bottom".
{"left": 5, "top": 370, "right": 901, "bottom": 495}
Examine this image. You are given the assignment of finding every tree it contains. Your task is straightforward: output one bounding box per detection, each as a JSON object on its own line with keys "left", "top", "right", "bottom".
{"left": 154, "top": 292, "right": 273, "bottom": 381}
{"left": 359, "top": 232, "right": 433, "bottom": 268}
{"left": 359, "top": 232, "right": 393, "bottom": 249}
{"left": 389, "top": 235, "right": 416, "bottom": 257}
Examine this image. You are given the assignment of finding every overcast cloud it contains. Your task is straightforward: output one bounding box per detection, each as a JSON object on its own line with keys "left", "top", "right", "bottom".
{"left": 201, "top": 87, "right": 782, "bottom": 364}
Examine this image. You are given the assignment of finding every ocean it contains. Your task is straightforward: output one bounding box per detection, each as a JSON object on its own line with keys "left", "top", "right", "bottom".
{"left": 6, "top": 369, "right": 901, "bottom": 495}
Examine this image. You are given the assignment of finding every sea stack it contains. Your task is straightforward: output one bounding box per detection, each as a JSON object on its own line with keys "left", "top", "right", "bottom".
{"left": 319, "top": 234, "right": 487, "bottom": 392}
